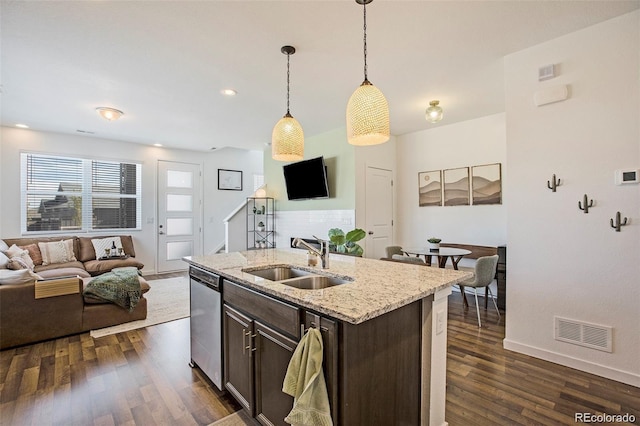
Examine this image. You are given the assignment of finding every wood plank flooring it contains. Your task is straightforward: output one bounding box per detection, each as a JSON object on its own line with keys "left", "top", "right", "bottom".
{"left": 1, "top": 280, "right": 638, "bottom": 425}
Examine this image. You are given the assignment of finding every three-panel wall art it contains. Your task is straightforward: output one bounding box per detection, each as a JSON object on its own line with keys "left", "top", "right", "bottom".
{"left": 418, "top": 163, "right": 502, "bottom": 207}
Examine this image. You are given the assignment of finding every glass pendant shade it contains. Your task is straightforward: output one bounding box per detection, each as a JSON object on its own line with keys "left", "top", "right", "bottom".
{"left": 425, "top": 100, "right": 443, "bottom": 123}
{"left": 272, "top": 113, "right": 304, "bottom": 162}
{"left": 346, "top": 81, "right": 390, "bottom": 146}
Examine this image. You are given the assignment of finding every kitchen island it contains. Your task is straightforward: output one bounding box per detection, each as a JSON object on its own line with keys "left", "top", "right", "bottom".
{"left": 184, "top": 248, "right": 471, "bottom": 426}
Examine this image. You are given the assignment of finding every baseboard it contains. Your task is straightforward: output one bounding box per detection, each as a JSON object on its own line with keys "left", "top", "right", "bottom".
{"left": 503, "top": 338, "right": 640, "bottom": 387}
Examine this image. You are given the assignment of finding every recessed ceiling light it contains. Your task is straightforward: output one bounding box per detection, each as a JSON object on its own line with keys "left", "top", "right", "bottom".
{"left": 16, "top": 124, "right": 29, "bottom": 129}
{"left": 153, "top": 143, "right": 163, "bottom": 147}
{"left": 221, "top": 89, "right": 237, "bottom": 96}
{"left": 96, "top": 107, "right": 124, "bottom": 121}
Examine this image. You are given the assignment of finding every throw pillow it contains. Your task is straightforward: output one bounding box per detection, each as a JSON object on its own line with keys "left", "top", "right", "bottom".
{"left": 38, "top": 239, "right": 77, "bottom": 266}
{"left": 0, "top": 269, "right": 42, "bottom": 285}
{"left": 7, "top": 256, "right": 30, "bottom": 270}
{"left": 2, "top": 245, "right": 35, "bottom": 270}
{"left": 91, "top": 236, "right": 123, "bottom": 258}
{"left": 19, "top": 244, "right": 44, "bottom": 266}
{"left": 0, "top": 251, "right": 10, "bottom": 269}
{"left": 0, "top": 239, "right": 8, "bottom": 252}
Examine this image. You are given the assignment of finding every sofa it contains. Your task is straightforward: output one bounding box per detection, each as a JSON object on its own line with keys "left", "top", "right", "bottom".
{"left": 0, "top": 235, "right": 150, "bottom": 349}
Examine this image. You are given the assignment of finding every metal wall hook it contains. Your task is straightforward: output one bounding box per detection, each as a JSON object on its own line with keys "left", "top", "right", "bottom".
{"left": 610, "top": 211, "right": 628, "bottom": 232}
{"left": 578, "top": 194, "right": 594, "bottom": 213}
{"left": 547, "top": 174, "right": 561, "bottom": 192}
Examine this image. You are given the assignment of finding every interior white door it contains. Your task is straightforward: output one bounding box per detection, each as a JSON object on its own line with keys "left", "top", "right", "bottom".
{"left": 157, "top": 161, "right": 202, "bottom": 272}
{"left": 365, "top": 166, "right": 393, "bottom": 259}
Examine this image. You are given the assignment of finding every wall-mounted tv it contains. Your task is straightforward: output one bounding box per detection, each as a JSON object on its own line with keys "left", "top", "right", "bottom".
{"left": 283, "top": 156, "right": 329, "bottom": 200}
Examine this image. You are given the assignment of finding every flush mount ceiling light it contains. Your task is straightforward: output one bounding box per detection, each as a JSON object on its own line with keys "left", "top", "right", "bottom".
{"left": 346, "top": 0, "right": 389, "bottom": 146}
{"left": 221, "top": 88, "right": 237, "bottom": 96}
{"left": 425, "top": 100, "right": 443, "bottom": 123}
{"left": 15, "top": 123, "right": 29, "bottom": 129}
{"left": 96, "top": 107, "right": 124, "bottom": 121}
{"left": 272, "top": 45, "right": 304, "bottom": 162}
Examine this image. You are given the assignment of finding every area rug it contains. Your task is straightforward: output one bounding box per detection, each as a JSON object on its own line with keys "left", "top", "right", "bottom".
{"left": 90, "top": 276, "right": 190, "bottom": 338}
{"left": 208, "top": 410, "right": 256, "bottom": 426}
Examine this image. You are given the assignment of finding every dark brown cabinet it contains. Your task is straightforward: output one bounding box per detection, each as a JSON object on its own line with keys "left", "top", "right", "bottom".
{"left": 223, "top": 281, "right": 300, "bottom": 426}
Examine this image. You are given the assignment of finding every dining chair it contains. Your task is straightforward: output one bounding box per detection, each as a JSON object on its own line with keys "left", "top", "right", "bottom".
{"left": 391, "top": 254, "right": 425, "bottom": 264}
{"left": 458, "top": 255, "right": 499, "bottom": 327}
{"left": 385, "top": 245, "right": 404, "bottom": 258}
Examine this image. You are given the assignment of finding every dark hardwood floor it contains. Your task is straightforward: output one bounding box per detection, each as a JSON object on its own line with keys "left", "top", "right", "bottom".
{"left": 1, "top": 282, "right": 638, "bottom": 425}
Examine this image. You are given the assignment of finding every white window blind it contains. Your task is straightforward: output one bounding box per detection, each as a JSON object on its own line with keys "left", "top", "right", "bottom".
{"left": 21, "top": 153, "right": 142, "bottom": 233}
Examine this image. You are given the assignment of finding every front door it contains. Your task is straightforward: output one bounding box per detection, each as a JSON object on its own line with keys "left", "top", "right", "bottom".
{"left": 157, "top": 161, "right": 202, "bottom": 272}
{"left": 364, "top": 166, "right": 393, "bottom": 259}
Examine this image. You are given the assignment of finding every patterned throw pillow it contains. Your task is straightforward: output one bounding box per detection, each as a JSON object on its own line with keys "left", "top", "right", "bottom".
{"left": 3, "top": 245, "right": 35, "bottom": 270}
{"left": 7, "top": 256, "right": 30, "bottom": 270}
{"left": 91, "top": 236, "right": 123, "bottom": 258}
{"left": 38, "top": 239, "right": 77, "bottom": 266}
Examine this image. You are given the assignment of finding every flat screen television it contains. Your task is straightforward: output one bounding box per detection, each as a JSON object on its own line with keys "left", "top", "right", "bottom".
{"left": 283, "top": 156, "right": 329, "bottom": 200}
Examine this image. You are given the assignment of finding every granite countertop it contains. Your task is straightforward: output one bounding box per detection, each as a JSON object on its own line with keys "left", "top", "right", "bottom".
{"left": 184, "top": 248, "right": 472, "bottom": 324}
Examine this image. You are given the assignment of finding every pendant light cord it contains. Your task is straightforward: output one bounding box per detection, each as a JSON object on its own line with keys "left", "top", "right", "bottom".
{"left": 286, "top": 52, "right": 291, "bottom": 115}
{"left": 363, "top": 1, "right": 368, "bottom": 81}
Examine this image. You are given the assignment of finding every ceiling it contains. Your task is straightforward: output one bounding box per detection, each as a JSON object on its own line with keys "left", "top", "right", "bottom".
{"left": 2, "top": 1, "right": 638, "bottom": 152}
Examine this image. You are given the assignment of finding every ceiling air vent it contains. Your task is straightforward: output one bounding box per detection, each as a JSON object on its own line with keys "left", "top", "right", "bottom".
{"left": 554, "top": 317, "right": 612, "bottom": 353}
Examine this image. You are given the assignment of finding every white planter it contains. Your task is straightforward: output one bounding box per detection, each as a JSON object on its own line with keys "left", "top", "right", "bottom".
{"left": 428, "top": 242, "right": 440, "bottom": 250}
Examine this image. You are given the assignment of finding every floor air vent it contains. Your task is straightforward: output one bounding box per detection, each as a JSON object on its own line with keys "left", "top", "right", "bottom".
{"left": 554, "top": 317, "right": 612, "bottom": 352}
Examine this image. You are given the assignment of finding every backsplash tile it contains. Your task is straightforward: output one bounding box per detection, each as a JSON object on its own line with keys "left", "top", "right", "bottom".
{"left": 275, "top": 210, "right": 355, "bottom": 248}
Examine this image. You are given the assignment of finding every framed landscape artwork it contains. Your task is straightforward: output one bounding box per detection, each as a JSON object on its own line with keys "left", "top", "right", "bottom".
{"left": 471, "top": 163, "right": 502, "bottom": 205}
{"left": 218, "top": 169, "right": 243, "bottom": 191}
{"left": 443, "top": 167, "right": 470, "bottom": 206}
{"left": 418, "top": 170, "right": 442, "bottom": 206}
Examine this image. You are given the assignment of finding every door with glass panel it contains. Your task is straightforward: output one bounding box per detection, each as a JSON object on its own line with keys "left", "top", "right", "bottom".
{"left": 157, "top": 161, "right": 202, "bottom": 272}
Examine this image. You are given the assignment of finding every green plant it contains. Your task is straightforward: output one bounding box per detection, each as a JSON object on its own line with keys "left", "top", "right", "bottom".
{"left": 427, "top": 237, "right": 441, "bottom": 244}
{"left": 257, "top": 221, "right": 265, "bottom": 227}
{"left": 328, "top": 228, "right": 366, "bottom": 256}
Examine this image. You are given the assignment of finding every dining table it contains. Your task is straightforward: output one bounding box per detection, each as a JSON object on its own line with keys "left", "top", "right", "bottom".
{"left": 402, "top": 247, "right": 472, "bottom": 270}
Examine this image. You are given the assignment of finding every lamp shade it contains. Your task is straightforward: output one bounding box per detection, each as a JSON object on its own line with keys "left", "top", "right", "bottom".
{"left": 272, "top": 113, "right": 304, "bottom": 162}
{"left": 346, "top": 81, "right": 390, "bottom": 146}
{"left": 425, "top": 100, "right": 443, "bottom": 123}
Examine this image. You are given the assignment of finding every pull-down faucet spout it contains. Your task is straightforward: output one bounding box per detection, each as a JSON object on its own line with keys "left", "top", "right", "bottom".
{"left": 292, "top": 236, "right": 330, "bottom": 269}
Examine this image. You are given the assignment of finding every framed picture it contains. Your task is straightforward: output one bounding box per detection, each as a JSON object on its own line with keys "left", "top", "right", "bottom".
{"left": 443, "top": 167, "right": 470, "bottom": 206}
{"left": 218, "top": 169, "right": 243, "bottom": 191}
{"left": 472, "top": 163, "right": 502, "bottom": 205}
{"left": 418, "top": 170, "right": 442, "bottom": 206}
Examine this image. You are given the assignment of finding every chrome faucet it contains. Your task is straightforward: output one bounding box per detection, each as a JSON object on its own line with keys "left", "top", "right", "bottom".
{"left": 293, "top": 236, "right": 330, "bottom": 269}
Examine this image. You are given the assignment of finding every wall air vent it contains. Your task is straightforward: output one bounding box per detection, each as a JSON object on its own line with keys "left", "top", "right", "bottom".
{"left": 554, "top": 317, "right": 612, "bottom": 353}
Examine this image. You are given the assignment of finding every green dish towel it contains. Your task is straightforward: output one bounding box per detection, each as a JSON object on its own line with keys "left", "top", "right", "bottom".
{"left": 282, "top": 328, "right": 333, "bottom": 426}
{"left": 83, "top": 267, "right": 141, "bottom": 312}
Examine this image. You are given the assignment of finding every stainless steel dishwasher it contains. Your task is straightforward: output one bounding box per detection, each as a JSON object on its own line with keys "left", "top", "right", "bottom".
{"left": 189, "top": 266, "right": 222, "bottom": 390}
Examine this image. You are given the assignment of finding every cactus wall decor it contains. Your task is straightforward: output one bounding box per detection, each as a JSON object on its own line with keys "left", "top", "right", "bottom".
{"left": 547, "top": 174, "right": 561, "bottom": 192}
{"left": 578, "top": 194, "right": 594, "bottom": 213}
{"left": 610, "top": 211, "right": 628, "bottom": 232}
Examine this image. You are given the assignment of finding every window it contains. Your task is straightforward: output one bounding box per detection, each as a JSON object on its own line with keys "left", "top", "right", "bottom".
{"left": 21, "top": 153, "right": 142, "bottom": 233}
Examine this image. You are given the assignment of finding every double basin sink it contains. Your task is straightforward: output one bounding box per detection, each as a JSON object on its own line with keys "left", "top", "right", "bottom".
{"left": 242, "top": 265, "right": 353, "bottom": 290}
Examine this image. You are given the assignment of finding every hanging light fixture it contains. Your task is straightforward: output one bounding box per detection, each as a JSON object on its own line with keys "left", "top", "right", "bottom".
{"left": 346, "top": 0, "right": 389, "bottom": 146}
{"left": 425, "top": 100, "right": 443, "bottom": 123}
{"left": 272, "top": 45, "right": 304, "bottom": 162}
{"left": 95, "top": 107, "right": 124, "bottom": 121}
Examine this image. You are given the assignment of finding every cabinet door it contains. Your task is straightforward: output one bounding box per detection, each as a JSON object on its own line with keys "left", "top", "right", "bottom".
{"left": 304, "top": 313, "right": 339, "bottom": 424}
{"left": 254, "top": 321, "right": 297, "bottom": 426}
{"left": 223, "top": 305, "right": 254, "bottom": 414}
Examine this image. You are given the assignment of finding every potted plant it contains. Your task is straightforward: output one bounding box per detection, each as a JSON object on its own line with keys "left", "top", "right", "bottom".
{"left": 427, "top": 237, "right": 441, "bottom": 251}
{"left": 257, "top": 221, "right": 265, "bottom": 232}
{"left": 328, "top": 228, "right": 366, "bottom": 256}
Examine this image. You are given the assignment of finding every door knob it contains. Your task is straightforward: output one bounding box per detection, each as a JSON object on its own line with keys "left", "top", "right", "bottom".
{"left": 368, "top": 231, "right": 374, "bottom": 235}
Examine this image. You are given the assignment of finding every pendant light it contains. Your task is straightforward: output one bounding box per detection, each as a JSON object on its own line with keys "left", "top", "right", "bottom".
{"left": 272, "top": 45, "right": 304, "bottom": 162}
{"left": 346, "top": 0, "right": 389, "bottom": 146}
{"left": 425, "top": 100, "right": 443, "bottom": 123}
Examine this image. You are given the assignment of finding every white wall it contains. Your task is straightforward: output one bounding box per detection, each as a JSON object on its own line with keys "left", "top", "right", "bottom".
{"left": 504, "top": 11, "right": 639, "bottom": 386}
{"left": 0, "top": 127, "right": 262, "bottom": 274}
{"left": 395, "top": 113, "right": 507, "bottom": 249}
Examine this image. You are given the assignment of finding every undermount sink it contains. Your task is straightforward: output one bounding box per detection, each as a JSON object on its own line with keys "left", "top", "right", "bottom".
{"left": 242, "top": 266, "right": 353, "bottom": 289}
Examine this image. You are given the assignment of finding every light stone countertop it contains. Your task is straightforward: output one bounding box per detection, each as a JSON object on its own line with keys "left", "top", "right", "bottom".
{"left": 183, "top": 248, "right": 472, "bottom": 324}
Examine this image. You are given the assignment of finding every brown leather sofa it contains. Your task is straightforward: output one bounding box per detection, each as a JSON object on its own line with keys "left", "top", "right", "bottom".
{"left": 0, "top": 235, "right": 150, "bottom": 349}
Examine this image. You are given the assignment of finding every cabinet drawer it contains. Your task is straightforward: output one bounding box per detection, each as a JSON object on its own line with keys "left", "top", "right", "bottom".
{"left": 224, "top": 280, "right": 300, "bottom": 339}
